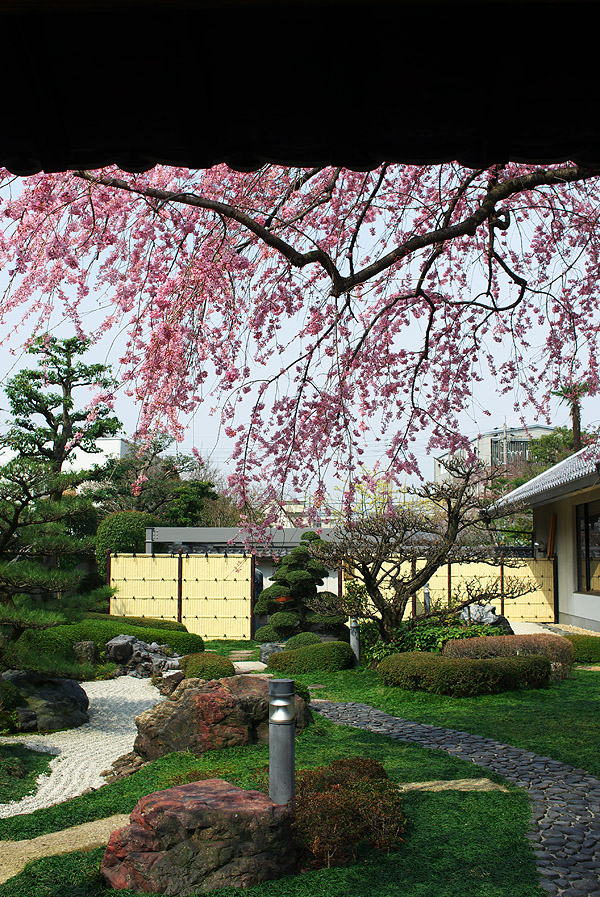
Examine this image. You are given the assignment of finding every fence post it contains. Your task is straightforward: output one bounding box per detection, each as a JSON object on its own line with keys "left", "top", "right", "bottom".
{"left": 269, "top": 679, "right": 295, "bottom": 806}
{"left": 177, "top": 550, "right": 183, "bottom": 624}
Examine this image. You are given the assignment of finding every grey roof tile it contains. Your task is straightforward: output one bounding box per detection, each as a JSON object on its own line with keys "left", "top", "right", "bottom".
{"left": 493, "top": 444, "right": 600, "bottom": 510}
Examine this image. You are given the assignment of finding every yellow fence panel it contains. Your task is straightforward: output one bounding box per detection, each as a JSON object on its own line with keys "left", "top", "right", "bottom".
{"left": 109, "top": 555, "right": 179, "bottom": 623}
{"left": 109, "top": 553, "right": 253, "bottom": 639}
{"left": 345, "top": 558, "right": 555, "bottom": 624}
{"left": 182, "top": 555, "right": 252, "bottom": 639}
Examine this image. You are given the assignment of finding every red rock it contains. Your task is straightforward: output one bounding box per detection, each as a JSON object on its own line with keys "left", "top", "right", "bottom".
{"left": 101, "top": 779, "right": 298, "bottom": 894}
{"left": 133, "top": 674, "right": 312, "bottom": 762}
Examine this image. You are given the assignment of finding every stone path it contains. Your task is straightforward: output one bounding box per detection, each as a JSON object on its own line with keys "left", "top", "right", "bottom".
{"left": 0, "top": 814, "right": 130, "bottom": 885}
{"left": 313, "top": 701, "right": 600, "bottom": 897}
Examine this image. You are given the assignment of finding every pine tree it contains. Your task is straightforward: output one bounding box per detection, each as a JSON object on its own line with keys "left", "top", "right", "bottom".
{"left": 0, "top": 337, "right": 121, "bottom": 646}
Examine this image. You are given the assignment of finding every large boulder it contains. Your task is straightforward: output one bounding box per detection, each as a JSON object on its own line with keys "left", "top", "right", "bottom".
{"left": 1, "top": 670, "right": 89, "bottom": 732}
{"left": 134, "top": 674, "right": 312, "bottom": 761}
{"left": 101, "top": 779, "right": 298, "bottom": 894}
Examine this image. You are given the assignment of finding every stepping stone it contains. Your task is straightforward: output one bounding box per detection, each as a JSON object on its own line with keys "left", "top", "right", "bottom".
{"left": 0, "top": 814, "right": 130, "bottom": 885}
{"left": 396, "top": 778, "right": 509, "bottom": 793}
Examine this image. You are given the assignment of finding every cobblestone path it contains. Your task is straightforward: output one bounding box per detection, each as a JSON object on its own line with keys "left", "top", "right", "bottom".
{"left": 313, "top": 701, "right": 600, "bottom": 897}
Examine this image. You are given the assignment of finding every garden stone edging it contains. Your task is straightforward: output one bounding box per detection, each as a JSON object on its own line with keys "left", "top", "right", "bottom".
{"left": 313, "top": 700, "right": 600, "bottom": 897}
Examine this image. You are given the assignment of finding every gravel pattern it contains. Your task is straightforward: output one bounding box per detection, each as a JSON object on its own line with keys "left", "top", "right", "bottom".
{"left": 313, "top": 701, "right": 600, "bottom": 897}
{"left": 0, "top": 677, "right": 160, "bottom": 818}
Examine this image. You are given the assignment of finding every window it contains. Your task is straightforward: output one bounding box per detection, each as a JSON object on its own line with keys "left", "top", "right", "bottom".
{"left": 576, "top": 500, "right": 600, "bottom": 594}
{"left": 490, "top": 438, "right": 530, "bottom": 467}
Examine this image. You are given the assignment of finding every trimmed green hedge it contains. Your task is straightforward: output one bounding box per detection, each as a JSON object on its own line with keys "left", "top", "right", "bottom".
{"left": 13, "top": 619, "right": 205, "bottom": 669}
{"left": 285, "top": 632, "right": 322, "bottom": 650}
{"left": 564, "top": 633, "right": 600, "bottom": 663}
{"left": 291, "top": 680, "right": 312, "bottom": 704}
{"left": 378, "top": 651, "right": 551, "bottom": 696}
{"left": 442, "top": 633, "right": 573, "bottom": 680}
{"left": 180, "top": 652, "right": 235, "bottom": 679}
{"left": 267, "top": 641, "right": 354, "bottom": 673}
{"left": 84, "top": 613, "right": 187, "bottom": 632}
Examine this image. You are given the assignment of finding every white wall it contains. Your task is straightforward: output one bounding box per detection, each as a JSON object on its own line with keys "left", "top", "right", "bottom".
{"left": 533, "top": 484, "right": 600, "bottom": 631}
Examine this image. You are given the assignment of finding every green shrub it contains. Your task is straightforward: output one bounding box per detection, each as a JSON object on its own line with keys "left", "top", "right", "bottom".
{"left": 293, "top": 757, "right": 407, "bottom": 867}
{"left": 253, "top": 595, "right": 279, "bottom": 615}
{"left": 180, "top": 652, "right": 235, "bottom": 679}
{"left": 268, "top": 611, "right": 300, "bottom": 634}
{"left": 0, "top": 680, "right": 25, "bottom": 712}
{"left": 285, "top": 632, "right": 322, "bottom": 650}
{"left": 564, "top": 633, "right": 600, "bottom": 663}
{"left": 292, "top": 680, "right": 311, "bottom": 704}
{"left": 84, "top": 612, "right": 187, "bottom": 632}
{"left": 378, "top": 651, "right": 551, "bottom": 696}
{"left": 443, "top": 633, "right": 573, "bottom": 680}
{"left": 308, "top": 612, "right": 346, "bottom": 628}
{"left": 12, "top": 619, "right": 204, "bottom": 672}
{"left": 267, "top": 641, "right": 354, "bottom": 673}
{"left": 253, "top": 624, "right": 282, "bottom": 644}
{"left": 361, "top": 618, "right": 502, "bottom": 665}
{"left": 95, "top": 510, "right": 158, "bottom": 568}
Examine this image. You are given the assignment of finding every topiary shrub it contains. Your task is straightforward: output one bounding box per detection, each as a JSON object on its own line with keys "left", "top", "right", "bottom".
{"left": 95, "top": 510, "right": 159, "bottom": 569}
{"left": 285, "top": 632, "right": 322, "bottom": 650}
{"left": 293, "top": 757, "right": 407, "bottom": 867}
{"left": 180, "top": 652, "right": 235, "bottom": 679}
{"left": 267, "top": 641, "right": 354, "bottom": 673}
{"left": 253, "top": 624, "right": 282, "bottom": 644}
{"left": 378, "top": 652, "right": 551, "bottom": 696}
{"left": 268, "top": 611, "right": 300, "bottom": 634}
{"left": 307, "top": 613, "right": 350, "bottom": 642}
{"left": 442, "top": 633, "right": 573, "bottom": 680}
{"left": 564, "top": 633, "right": 600, "bottom": 664}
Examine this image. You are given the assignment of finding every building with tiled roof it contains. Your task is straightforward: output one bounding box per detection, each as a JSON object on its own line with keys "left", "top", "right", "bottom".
{"left": 492, "top": 442, "right": 600, "bottom": 632}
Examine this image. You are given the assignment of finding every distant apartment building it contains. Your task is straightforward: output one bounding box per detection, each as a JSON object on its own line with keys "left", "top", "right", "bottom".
{"left": 433, "top": 425, "right": 554, "bottom": 484}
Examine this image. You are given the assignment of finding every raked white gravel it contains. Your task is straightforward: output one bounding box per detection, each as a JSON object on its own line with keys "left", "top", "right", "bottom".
{"left": 0, "top": 677, "right": 160, "bottom": 818}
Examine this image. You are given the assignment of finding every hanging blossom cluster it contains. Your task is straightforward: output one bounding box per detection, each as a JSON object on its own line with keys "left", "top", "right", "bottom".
{"left": 0, "top": 161, "right": 599, "bottom": 515}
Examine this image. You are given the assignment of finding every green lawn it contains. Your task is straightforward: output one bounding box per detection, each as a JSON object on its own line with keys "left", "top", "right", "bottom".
{"left": 0, "top": 718, "right": 543, "bottom": 897}
{"left": 272, "top": 667, "right": 600, "bottom": 776}
{"left": 6, "top": 655, "right": 595, "bottom": 896}
{"left": 0, "top": 744, "right": 53, "bottom": 805}
{"left": 203, "top": 639, "right": 260, "bottom": 660}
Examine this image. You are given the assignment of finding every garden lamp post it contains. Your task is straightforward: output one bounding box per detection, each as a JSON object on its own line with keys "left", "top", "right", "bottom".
{"left": 268, "top": 679, "right": 295, "bottom": 805}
